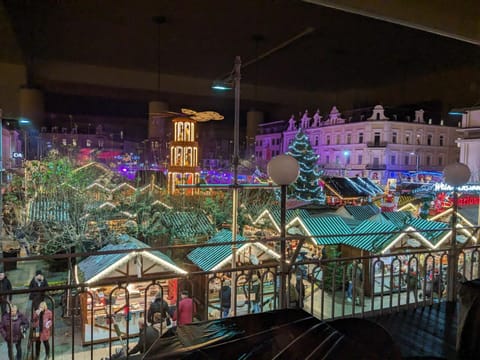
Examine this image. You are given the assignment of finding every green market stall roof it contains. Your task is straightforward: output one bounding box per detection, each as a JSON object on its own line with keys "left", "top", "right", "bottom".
{"left": 290, "top": 216, "right": 352, "bottom": 246}
{"left": 77, "top": 235, "right": 186, "bottom": 284}
{"left": 322, "top": 176, "right": 384, "bottom": 200}
{"left": 158, "top": 211, "right": 215, "bottom": 240}
{"left": 27, "top": 199, "right": 70, "bottom": 223}
{"left": 343, "top": 204, "right": 381, "bottom": 221}
{"left": 186, "top": 229, "right": 280, "bottom": 271}
{"left": 343, "top": 220, "right": 400, "bottom": 252}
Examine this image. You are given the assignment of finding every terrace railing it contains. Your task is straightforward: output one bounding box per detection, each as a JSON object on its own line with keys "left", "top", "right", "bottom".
{"left": 0, "top": 238, "right": 479, "bottom": 359}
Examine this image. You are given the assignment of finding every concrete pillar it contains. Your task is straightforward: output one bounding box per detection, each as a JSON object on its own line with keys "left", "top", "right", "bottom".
{"left": 19, "top": 87, "right": 44, "bottom": 126}
{"left": 148, "top": 100, "right": 169, "bottom": 139}
{"left": 246, "top": 110, "right": 264, "bottom": 157}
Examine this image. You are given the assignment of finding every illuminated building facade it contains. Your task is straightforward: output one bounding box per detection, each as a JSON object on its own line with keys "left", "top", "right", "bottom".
{"left": 255, "top": 105, "right": 459, "bottom": 183}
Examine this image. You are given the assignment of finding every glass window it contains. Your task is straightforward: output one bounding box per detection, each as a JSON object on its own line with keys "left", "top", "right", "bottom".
{"left": 347, "top": 134, "right": 351, "bottom": 144}
{"left": 392, "top": 132, "right": 397, "bottom": 144}
{"left": 391, "top": 155, "right": 396, "bottom": 165}
{"left": 358, "top": 132, "right": 363, "bottom": 143}
{"left": 427, "top": 134, "right": 432, "bottom": 146}
{"left": 440, "top": 136, "right": 444, "bottom": 146}
{"left": 326, "top": 135, "right": 331, "bottom": 145}
{"left": 358, "top": 155, "right": 362, "bottom": 164}
{"left": 404, "top": 155, "right": 409, "bottom": 165}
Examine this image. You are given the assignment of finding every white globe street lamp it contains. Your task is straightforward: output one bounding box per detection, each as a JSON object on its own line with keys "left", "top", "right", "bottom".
{"left": 443, "top": 162, "right": 471, "bottom": 303}
{"left": 267, "top": 154, "right": 299, "bottom": 309}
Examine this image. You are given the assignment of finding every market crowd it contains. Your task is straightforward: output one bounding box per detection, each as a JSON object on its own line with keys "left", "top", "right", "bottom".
{"left": 0, "top": 269, "right": 51, "bottom": 360}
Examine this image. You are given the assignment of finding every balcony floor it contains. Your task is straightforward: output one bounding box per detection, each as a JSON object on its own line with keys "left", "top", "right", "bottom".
{"left": 367, "top": 302, "right": 458, "bottom": 359}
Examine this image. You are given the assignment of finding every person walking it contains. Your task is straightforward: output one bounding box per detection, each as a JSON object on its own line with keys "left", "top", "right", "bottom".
{"left": 250, "top": 275, "right": 261, "bottom": 314}
{"left": 353, "top": 262, "right": 364, "bottom": 306}
{"left": 127, "top": 318, "right": 159, "bottom": 356}
{"left": 0, "top": 304, "right": 29, "bottom": 360}
{"left": 295, "top": 275, "right": 305, "bottom": 308}
{"left": 147, "top": 293, "right": 171, "bottom": 335}
{"left": 0, "top": 270, "right": 13, "bottom": 316}
{"left": 29, "top": 270, "right": 49, "bottom": 311}
{"left": 406, "top": 267, "right": 419, "bottom": 302}
{"left": 173, "top": 290, "right": 196, "bottom": 326}
{"left": 32, "top": 301, "right": 53, "bottom": 360}
{"left": 220, "top": 281, "right": 231, "bottom": 318}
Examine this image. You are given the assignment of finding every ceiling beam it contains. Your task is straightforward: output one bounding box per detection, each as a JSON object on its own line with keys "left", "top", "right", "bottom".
{"left": 304, "top": 0, "right": 480, "bottom": 46}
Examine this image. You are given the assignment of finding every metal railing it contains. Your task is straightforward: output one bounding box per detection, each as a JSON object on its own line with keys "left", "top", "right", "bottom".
{"left": 0, "top": 238, "right": 479, "bottom": 359}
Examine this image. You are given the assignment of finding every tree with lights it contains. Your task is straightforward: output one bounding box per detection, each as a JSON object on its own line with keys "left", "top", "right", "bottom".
{"left": 286, "top": 129, "right": 325, "bottom": 203}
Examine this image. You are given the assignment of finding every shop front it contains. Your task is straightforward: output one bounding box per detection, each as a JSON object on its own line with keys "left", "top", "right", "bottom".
{"left": 77, "top": 236, "right": 186, "bottom": 344}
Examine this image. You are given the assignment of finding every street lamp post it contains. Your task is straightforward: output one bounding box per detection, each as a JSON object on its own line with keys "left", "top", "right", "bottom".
{"left": 267, "top": 154, "right": 299, "bottom": 309}
{"left": 231, "top": 56, "right": 241, "bottom": 315}
{"left": 410, "top": 151, "right": 419, "bottom": 178}
{"left": 443, "top": 162, "right": 471, "bottom": 304}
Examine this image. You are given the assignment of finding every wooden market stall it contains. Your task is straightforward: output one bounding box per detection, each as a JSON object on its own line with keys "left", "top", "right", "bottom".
{"left": 77, "top": 235, "right": 186, "bottom": 345}
{"left": 186, "top": 229, "right": 281, "bottom": 320}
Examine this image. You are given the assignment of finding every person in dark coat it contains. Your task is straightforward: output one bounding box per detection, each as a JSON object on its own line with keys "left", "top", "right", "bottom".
{"left": 295, "top": 275, "right": 305, "bottom": 308}
{"left": 0, "top": 304, "right": 29, "bottom": 360}
{"left": 29, "top": 270, "right": 49, "bottom": 311}
{"left": 220, "top": 281, "right": 231, "bottom": 318}
{"left": 127, "top": 318, "right": 159, "bottom": 355}
{"left": 0, "top": 271, "right": 13, "bottom": 316}
{"left": 147, "top": 293, "right": 171, "bottom": 336}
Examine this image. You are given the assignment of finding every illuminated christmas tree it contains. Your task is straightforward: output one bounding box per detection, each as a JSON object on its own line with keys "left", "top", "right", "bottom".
{"left": 286, "top": 129, "right": 325, "bottom": 203}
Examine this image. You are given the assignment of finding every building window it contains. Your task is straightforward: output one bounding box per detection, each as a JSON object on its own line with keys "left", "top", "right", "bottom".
{"left": 405, "top": 135, "right": 410, "bottom": 144}
{"left": 426, "top": 156, "right": 431, "bottom": 166}
{"left": 391, "top": 155, "right": 396, "bottom": 165}
{"left": 335, "top": 155, "right": 340, "bottom": 164}
{"left": 86, "top": 139, "right": 92, "bottom": 147}
{"left": 347, "top": 134, "right": 351, "bottom": 144}
{"left": 336, "top": 134, "right": 340, "bottom": 144}
{"left": 358, "top": 132, "right": 363, "bottom": 144}
{"left": 416, "top": 134, "right": 421, "bottom": 145}
{"left": 438, "top": 156, "right": 443, "bottom": 166}
{"left": 72, "top": 139, "right": 77, "bottom": 147}
{"left": 326, "top": 155, "right": 330, "bottom": 164}
{"left": 392, "top": 132, "right": 397, "bottom": 144}
{"left": 345, "top": 154, "right": 351, "bottom": 165}
{"left": 358, "top": 155, "right": 362, "bottom": 164}
{"left": 98, "top": 139, "right": 104, "bottom": 147}
{"left": 315, "top": 136, "right": 319, "bottom": 146}
{"left": 62, "top": 139, "right": 67, "bottom": 146}
{"left": 439, "top": 135, "right": 444, "bottom": 146}
{"left": 326, "top": 135, "right": 331, "bottom": 145}
{"left": 404, "top": 155, "right": 409, "bottom": 165}
{"left": 374, "top": 132, "right": 381, "bottom": 145}
{"left": 427, "top": 134, "right": 432, "bottom": 146}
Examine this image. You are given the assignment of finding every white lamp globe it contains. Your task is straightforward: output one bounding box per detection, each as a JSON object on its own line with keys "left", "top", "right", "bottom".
{"left": 267, "top": 154, "right": 299, "bottom": 185}
{"left": 443, "top": 162, "right": 471, "bottom": 187}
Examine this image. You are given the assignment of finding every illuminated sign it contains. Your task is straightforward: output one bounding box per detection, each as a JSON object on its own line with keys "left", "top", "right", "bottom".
{"left": 12, "top": 152, "right": 23, "bottom": 159}
{"left": 434, "top": 183, "right": 480, "bottom": 192}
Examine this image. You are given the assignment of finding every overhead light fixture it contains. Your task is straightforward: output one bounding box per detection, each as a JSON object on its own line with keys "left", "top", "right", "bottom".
{"left": 211, "top": 80, "right": 233, "bottom": 91}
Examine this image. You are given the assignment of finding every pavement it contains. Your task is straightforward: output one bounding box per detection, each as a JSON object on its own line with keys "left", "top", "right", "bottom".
{"left": 0, "top": 255, "right": 126, "bottom": 359}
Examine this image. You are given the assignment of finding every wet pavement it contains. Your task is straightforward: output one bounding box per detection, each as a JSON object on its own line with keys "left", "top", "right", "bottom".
{"left": 0, "top": 256, "right": 125, "bottom": 359}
